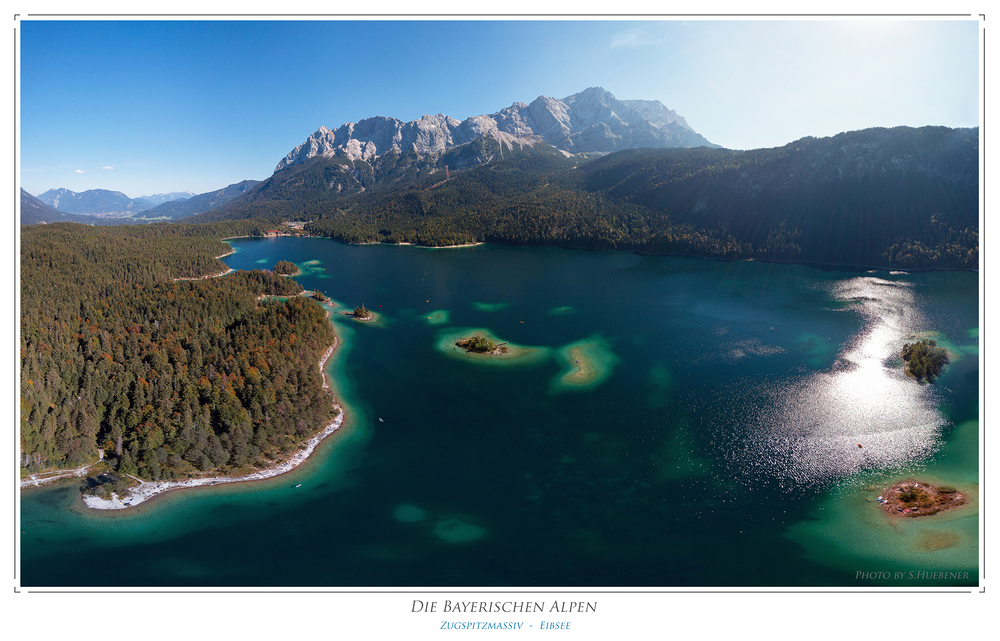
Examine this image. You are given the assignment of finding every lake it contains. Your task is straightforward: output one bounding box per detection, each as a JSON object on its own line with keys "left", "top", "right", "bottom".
{"left": 20, "top": 238, "right": 979, "bottom": 587}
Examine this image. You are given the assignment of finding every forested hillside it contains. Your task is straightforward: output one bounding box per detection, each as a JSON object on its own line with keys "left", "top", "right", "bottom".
{"left": 20, "top": 222, "right": 337, "bottom": 481}
{"left": 196, "top": 126, "right": 978, "bottom": 269}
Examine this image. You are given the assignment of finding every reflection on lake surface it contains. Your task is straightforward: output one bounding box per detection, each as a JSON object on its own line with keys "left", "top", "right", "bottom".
{"left": 742, "top": 276, "right": 946, "bottom": 484}
{"left": 20, "top": 240, "right": 979, "bottom": 587}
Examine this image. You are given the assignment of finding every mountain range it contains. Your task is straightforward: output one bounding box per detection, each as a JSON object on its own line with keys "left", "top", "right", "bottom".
{"left": 135, "top": 180, "right": 260, "bottom": 219}
{"left": 21, "top": 189, "right": 96, "bottom": 225}
{"left": 275, "top": 87, "right": 716, "bottom": 171}
{"left": 37, "top": 188, "right": 156, "bottom": 215}
{"left": 24, "top": 183, "right": 258, "bottom": 223}
{"left": 32, "top": 188, "right": 193, "bottom": 217}
{"left": 140, "top": 191, "right": 195, "bottom": 206}
{"left": 196, "top": 123, "right": 977, "bottom": 269}
{"left": 19, "top": 87, "right": 978, "bottom": 269}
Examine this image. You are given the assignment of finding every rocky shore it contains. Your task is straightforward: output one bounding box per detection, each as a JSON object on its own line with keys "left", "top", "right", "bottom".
{"left": 876, "top": 479, "right": 967, "bottom": 517}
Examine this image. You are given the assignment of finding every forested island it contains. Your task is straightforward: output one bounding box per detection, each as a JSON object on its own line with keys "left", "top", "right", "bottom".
{"left": 348, "top": 303, "right": 374, "bottom": 320}
{"left": 901, "top": 339, "right": 950, "bottom": 382}
{"left": 273, "top": 260, "right": 299, "bottom": 276}
{"left": 20, "top": 222, "right": 338, "bottom": 487}
{"left": 456, "top": 335, "right": 508, "bottom": 355}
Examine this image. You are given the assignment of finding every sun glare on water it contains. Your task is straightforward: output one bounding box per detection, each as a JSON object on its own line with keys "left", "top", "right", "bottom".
{"left": 742, "top": 276, "right": 946, "bottom": 485}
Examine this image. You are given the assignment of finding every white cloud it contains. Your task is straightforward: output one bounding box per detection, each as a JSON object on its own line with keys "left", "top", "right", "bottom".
{"left": 102, "top": 166, "right": 114, "bottom": 170}
{"left": 74, "top": 169, "right": 85, "bottom": 174}
{"left": 609, "top": 27, "right": 661, "bottom": 49}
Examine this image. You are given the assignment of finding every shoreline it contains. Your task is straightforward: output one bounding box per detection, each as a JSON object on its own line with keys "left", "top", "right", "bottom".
{"left": 350, "top": 240, "right": 485, "bottom": 249}
{"left": 229, "top": 235, "right": 970, "bottom": 272}
{"left": 81, "top": 328, "right": 344, "bottom": 510}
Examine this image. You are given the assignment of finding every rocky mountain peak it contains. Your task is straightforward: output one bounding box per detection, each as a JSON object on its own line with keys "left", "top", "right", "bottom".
{"left": 274, "top": 87, "right": 717, "bottom": 172}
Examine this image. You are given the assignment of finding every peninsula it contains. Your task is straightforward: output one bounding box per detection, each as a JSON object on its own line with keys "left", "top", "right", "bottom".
{"left": 76, "top": 335, "right": 344, "bottom": 510}
{"left": 19, "top": 223, "right": 348, "bottom": 508}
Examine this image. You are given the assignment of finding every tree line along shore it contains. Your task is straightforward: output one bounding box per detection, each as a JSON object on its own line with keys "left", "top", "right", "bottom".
{"left": 20, "top": 221, "right": 339, "bottom": 491}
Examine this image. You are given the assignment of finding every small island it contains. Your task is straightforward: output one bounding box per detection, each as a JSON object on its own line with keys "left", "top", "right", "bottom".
{"left": 456, "top": 334, "right": 509, "bottom": 355}
{"left": 900, "top": 338, "right": 949, "bottom": 382}
{"left": 273, "top": 260, "right": 300, "bottom": 276}
{"left": 436, "top": 328, "right": 549, "bottom": 366}
{"left": 876, "top": 479, "right": 967, "bottom": 517}
{"left": 345, "top": 303, "right": 374, "bottom": 321}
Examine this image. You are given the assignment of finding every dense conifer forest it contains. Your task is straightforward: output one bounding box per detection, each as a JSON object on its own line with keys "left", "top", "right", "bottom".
{"left": 901, "top": 339, "right": 950, "bottom": 383}
{"left": 20, "top": 222, "right": 336, "bottom": 480}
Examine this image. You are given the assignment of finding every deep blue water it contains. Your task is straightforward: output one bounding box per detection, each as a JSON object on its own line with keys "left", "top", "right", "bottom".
{"left": 20, "top": 239, "right": 979, "bottom": 587}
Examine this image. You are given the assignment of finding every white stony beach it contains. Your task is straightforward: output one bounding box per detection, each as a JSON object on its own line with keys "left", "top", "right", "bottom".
{"left": 80, "top": 338, "right": 343, "bottom": 510}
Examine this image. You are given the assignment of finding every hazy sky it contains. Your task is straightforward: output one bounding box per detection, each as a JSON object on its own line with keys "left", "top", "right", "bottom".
{"left": 19, "top": 17, "right": 980, "bottom": 198}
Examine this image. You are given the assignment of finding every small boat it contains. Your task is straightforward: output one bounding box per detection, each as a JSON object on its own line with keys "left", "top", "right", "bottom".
{"left": 295, "top": 483, "right": 302, "bottom": 488}
{"left": 379, "top": 418, "right": 384, "bottom": 422}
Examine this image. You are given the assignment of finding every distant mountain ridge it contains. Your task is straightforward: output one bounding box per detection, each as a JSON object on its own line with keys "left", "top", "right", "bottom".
{"left": 139, "top": 191, "right": 194, "bottom": 206}
{"left": 140, "top": 180, "right": 260, "bottom": 219}
{"left": 37, "top": 188, "right": 154, "bottom": 215}
{"left": 20, "top": 189, "right": 137, "bottom": 225}
{"left": 275, "top": 87, "right": 717, "bottom": 172}
{"left": 23, "top": 183, "right": 259, "bottom": 224}
{"left": 20, "top": 189, "right": 79, "bottom": 224}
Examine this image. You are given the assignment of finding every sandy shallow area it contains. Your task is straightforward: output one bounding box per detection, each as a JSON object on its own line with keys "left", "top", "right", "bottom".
{"left": 82, "top": 339, "right": 343, "bottom": 510}
{"left": 560, "top": 345, "right": 599, "bottom": 384}
{"left": 549, "top": 336, "right": 619, "bottom": 393}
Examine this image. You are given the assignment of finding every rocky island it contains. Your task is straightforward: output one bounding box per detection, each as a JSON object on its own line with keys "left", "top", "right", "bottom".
{"left": 876, "top": 479, "right": 967, "bottom": 517}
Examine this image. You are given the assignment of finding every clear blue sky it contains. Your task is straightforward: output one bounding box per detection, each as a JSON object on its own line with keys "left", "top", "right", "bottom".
{"left": 19, "top": 17, "right": 980, "bottom": 198}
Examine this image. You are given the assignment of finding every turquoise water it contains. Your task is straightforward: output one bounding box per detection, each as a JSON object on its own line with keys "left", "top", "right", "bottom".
{"left": 20, "top": 239, "right": 979, "bottom": 587}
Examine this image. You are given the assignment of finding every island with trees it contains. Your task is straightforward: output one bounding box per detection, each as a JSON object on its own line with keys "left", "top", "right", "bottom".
{"left": 346, "top": 303, "right": 374, "bottom": 321}
{"left": 436, "top": 328, "right": 550, "bottom": 366}
{"left": 273, "top": 259, "right": 299, "bottom": 276}
{"left": 900, "top": 338, "right": 950, "bottom": 382}
{"left": 456, "top": 334, "right": 508, "bottom": 355}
